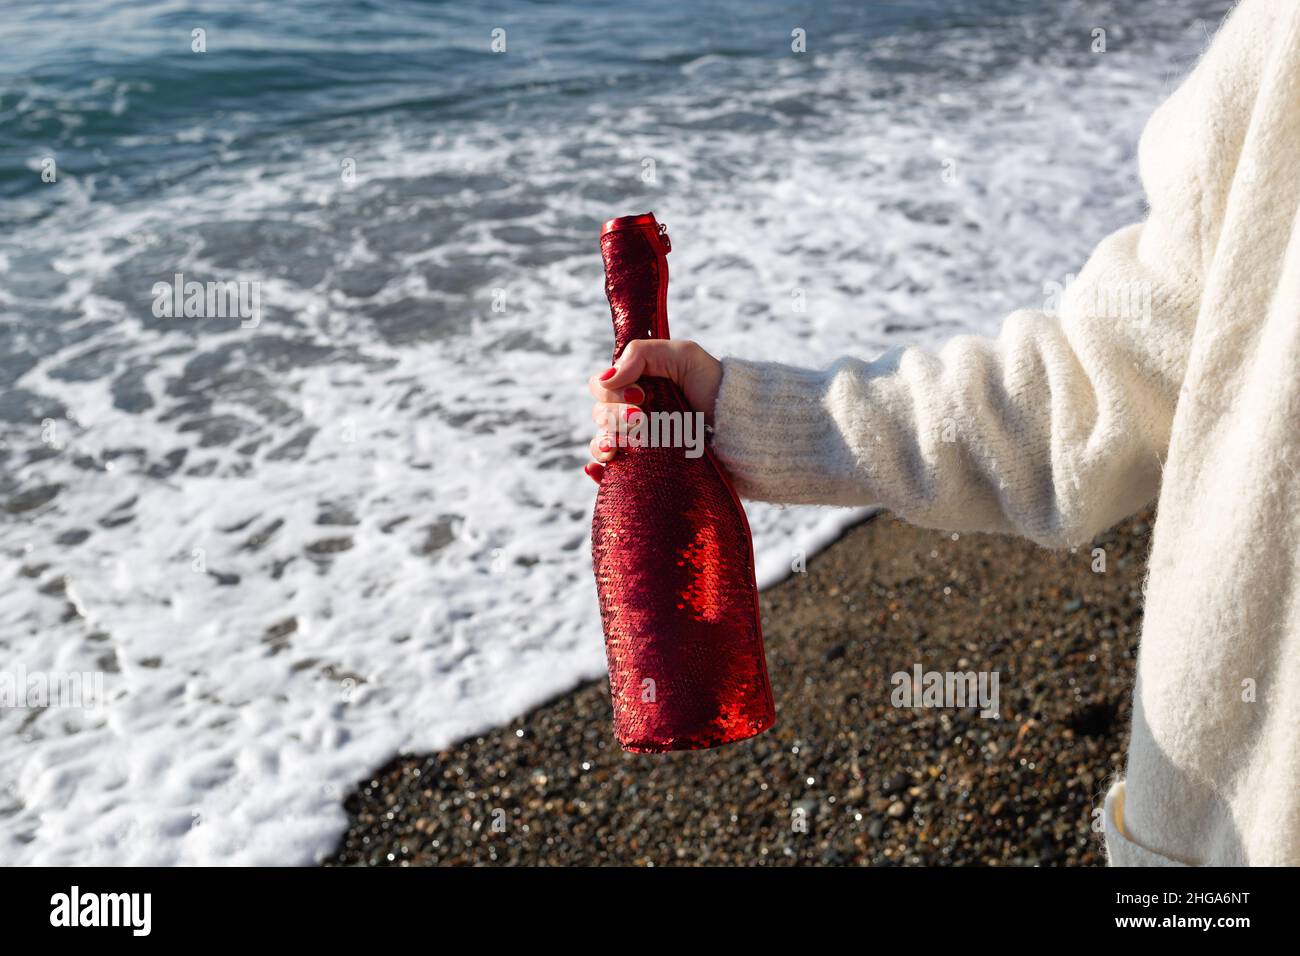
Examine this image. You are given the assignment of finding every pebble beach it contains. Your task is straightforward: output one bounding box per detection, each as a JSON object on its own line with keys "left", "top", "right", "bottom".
{"left": 327, "top": 509, "right": 1152, "bottom": 866}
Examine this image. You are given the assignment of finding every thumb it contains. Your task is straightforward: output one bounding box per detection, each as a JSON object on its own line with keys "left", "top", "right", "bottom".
{"left": 603, "top": 340, "right": 680, "bottom": 390}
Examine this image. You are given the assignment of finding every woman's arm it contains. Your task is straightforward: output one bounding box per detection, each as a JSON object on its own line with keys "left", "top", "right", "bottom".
{"left": 709, "top": 0, "right": 1274, "bottom": 548}
{"left": 711, "top": 219, "right": 1196, "bottom": 548}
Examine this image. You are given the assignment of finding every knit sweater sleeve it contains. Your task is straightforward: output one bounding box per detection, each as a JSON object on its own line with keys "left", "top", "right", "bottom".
{"left": 709, "top": 0, "right": 1269, "bottom": 548}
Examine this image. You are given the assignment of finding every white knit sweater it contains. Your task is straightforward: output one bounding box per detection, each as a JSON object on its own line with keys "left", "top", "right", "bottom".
{"left": 711, "top": 0, "right": 1299, "bottom": 866}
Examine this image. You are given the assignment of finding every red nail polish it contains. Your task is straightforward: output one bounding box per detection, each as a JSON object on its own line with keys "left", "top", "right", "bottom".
{"left": 624, "top": 386, "right": 645, "bottom": 404}
{"left": 584, "top": 462, "right": 603, "bottom": 482}
{"left": 623, "top": 406, "right": 641, "bottom": 423}
{"left": 599, "top": 367, "right": 617, "bottom": 381}
{"left": 598, "top": 437, "right": 614, "bottom": 453}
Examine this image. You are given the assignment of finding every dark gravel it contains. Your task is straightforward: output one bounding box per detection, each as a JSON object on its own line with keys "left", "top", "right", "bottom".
{"left": 326, "top": 510, "right": 1152, "bottom": 866}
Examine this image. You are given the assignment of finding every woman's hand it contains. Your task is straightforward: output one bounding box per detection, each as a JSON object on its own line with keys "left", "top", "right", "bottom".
{"left": 585, "top": 339, "right": 723, "bottom": 483}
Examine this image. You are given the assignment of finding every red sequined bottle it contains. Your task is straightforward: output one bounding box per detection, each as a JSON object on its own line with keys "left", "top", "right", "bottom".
{"left": 592, "top": 212, "right": 775, "bottom": 752}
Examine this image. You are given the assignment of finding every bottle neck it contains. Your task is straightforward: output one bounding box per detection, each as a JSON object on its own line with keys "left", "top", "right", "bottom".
{"left": 600, "top": 215, "right": 671, "bottom": 360}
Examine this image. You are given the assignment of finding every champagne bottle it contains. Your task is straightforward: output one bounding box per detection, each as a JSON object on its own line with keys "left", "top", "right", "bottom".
{"left": 592, "top": 212, "right": 776, "bottom": 752}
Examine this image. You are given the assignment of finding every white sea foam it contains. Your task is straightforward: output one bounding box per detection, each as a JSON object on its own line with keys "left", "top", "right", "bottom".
{"left": 0, "top": 8, "right": 1221, "bottom": 863}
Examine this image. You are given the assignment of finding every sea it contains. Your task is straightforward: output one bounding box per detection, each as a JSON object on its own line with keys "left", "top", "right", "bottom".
{"left": 0, "top": 0, "right": 1229, "bottom": 863}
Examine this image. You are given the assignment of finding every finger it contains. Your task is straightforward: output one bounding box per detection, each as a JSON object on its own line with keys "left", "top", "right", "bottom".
{"left": 591, "top": 401, "right": 642, "bottom": 429}
{"left": 584, "top": 461, "right": 605, "bottom": 484}
{"left": 602, "top": 340, "right": 679, "bottom": 391}
{"left": 587, "top": 375, "right": 646, "bottom": 406}
{"left": 589, "top": 433, "right": 617, "bottom": 462}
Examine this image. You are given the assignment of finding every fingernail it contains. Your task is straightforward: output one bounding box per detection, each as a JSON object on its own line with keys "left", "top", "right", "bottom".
{"left": 598, "top": 437, "right": 614, "bottom": 453}
{"left": 584, "top": 462, "right": 603, "bottom": 483}
{"left": 599, "top": 367, "right": 617, "bottom": 381}
{"left": 624, "top": 385, "right": 645, "bottom": 404}
{"left": 623, "top": 406, "right": 641, "bottom": 423}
